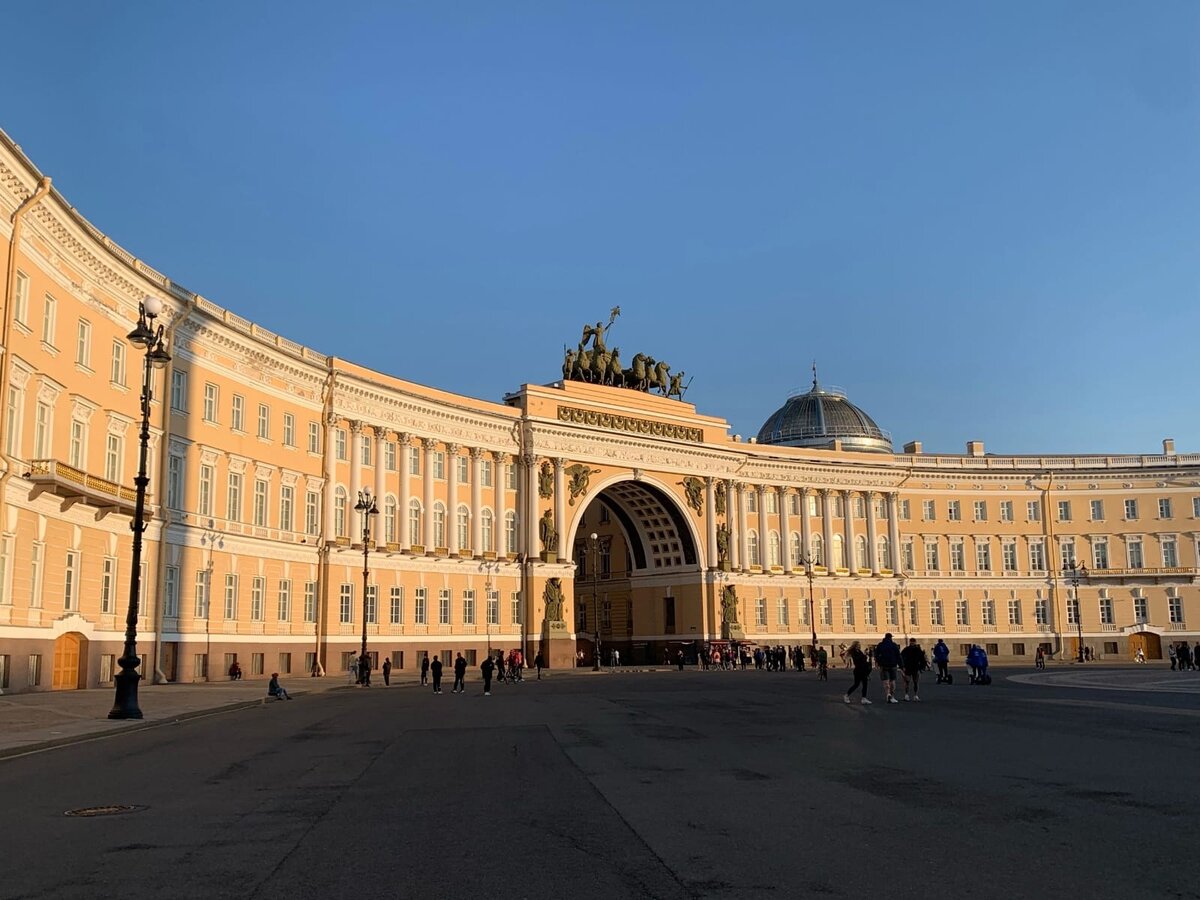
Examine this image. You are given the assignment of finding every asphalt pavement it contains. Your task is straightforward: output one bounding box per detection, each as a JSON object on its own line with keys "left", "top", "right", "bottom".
{"left": 0, "top": 664, "right": 1197, "bottom": 900}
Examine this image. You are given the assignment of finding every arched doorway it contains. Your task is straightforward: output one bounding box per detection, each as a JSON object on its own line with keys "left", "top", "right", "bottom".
{"left": 1129, "top": 631, "right": 1162, "bottom": 660}
{"left": 568, "top": 478, "right": 703, "bottom": 667}
{"left": 52, "top": 632, "right": 87, "bottom": 690}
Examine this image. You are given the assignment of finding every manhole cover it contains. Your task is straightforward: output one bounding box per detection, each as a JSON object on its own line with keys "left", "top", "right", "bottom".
{"left": 64, "top": 805, "right": 147, "bottom": 818}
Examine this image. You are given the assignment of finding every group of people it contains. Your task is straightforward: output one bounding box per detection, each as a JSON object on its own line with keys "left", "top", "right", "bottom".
{"left": 1168, "top": 642, "right": 1200, "bottom": 671}
{"left": 419, "top": 650, "right": 546, "bottom": 695}
{"left": 843, "top": 634, "right": 934, "bottom": 704}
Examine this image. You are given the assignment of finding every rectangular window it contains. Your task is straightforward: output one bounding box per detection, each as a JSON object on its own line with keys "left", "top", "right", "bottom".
{"left": 101, "top": 557, "right": 116, "bottom": 614}
{"left": 922, "top": 500, "right": 935, "bottom": 521}
{"left": 1002, "top": 540, "right": 1018, "bottom": 572}
{"left": 955, "top": 599, "right": 969, "bottom": 626}
{"left": 1035, "top": 598, "right": 1048, "bottom": 625}
{"left": 1168, "top": 595, "right": 1183, "bottom": 624}
{"left": 366, "top": 584, "right": 377, "bottom": 624}
{"left": 304, "top": 581, "right": 317, "bottom": 623}
{"left": 1133, "top": 594, "right": 1148, "bottom": 623}
{"left": 385, "top": 441, "right": 397, "bottom": 472}
{"left": 976, "top": 540, "right": 991, "bottom": 572}
{"left": 305, "top": 491, "right": 320, "bottom": 535}
{"left": 253, "top": 478, "right": 269, "bottom": 527}
{"left": 1092, "top": 540, "right": 1108, "bottom": 569}
{"left": 414, "top": 587, "right": 427, "bottom": 625}
{"left": 63, "top": 550, "right": 79, "bottom": 610}
{"left": 747, "top": 492, "right": 758, "bottom": 515}
{"left": 198, "top": 464, "right": 214, "bottom": 516}
{"left": 6, "top": 386, "right": 22, "bottom": 457}
{"left": 930, "top": 598, "right": 944, "bottom": 626}
{"left": 68, "top": 420, "right": 85, "bottom": 468}
{"left": 947, "top": 501, "right": 961, "bottom": 521}
{"left": 924, "top": 541, "right": 939, "bottom": 572}
{"left": 486, "top": 590, "right": 499, "bottom": 626}
{"left": 41, "top": 294, "right": 56, "bottom": 345}
{"left": 438, "top": 589, "right": 451, "bottom": 625}
{"left": 30, "top": 542, "right": 44, "bottom": 608}
{"left": 999, "top": 500, "right": 1013, "bottom": 522}
{"left": 820, "top": 597, "right": 832, "bottom": 626}
{"left": 755, "top": 597, "right": 767, "bottom": 627}
{"left": 973, "top": 501, "right": 987, "bottom": 522}
{"left": 390, "top": 586, "right": 403, "bottom": 624}
{"left": 339, "top": 584, "right": 353, "bottom": 623}
{"left": 361, "top": 435, "right": 372, "bottom": 467}
{"left": 227, "top": 473, "right": 243, "bottom": 521}
{"left": 841, "top": 598, "right": 854, "bottom": 626}
{"left": 224, "top": 574, "right": 238, "bottom": 620}
{"left": 434, "top": 451, "right": 445, "bottom": 480}
{"left": 171, "top": 369, "right": 188, "bottom": 412}
{"left": 982, "top": 599, "right": 996, "bottom": 626}
{"left": 1099, "top": 597, "right": 1114, "bottom": 625}
{"left": 1162, "top": 538, "right": 1178, "bottom": 568}
{"left": 777, "top": 595, "right": 789, "bottom": 625}
{"left": 13, "top": 270, "right": 29, "bottom": 325}
{"left": 76, "top": 319, "right": 92, "bottom": 368}
{"left": 278, "top": 652, "right": 292, "bottom": 675}
{"left": 511, "top": 590, "right": 521, "bottom": 625}
{"left": 506, "top": 462, "right": 517, "bottom": 490}
{"left": 257, "top": 404, "right": 270, "bottom": 439}
{"left": 28, "top": 654, "right": 43, "bottom": 687}
{"left": 194, "top": 569, "right": 209, "bottom": 618}
{"left": 335, "top": 428, "right": 347, "bottom": 460}
{"left": 1123, "top": 498, "right": 1139, "bottom": 520}
{"left": 277, "top": 580, "right": 291, "bottom": 621}
{"left": 1193, "top": 497, "right": 1200, "bottom": 518}
{"left": 280, "top": 485, "right": 294, "bottom": 531}
{"left": 1127, "top": 538, "right": 1143, "bottom": 568}
{"left": 1059, "top": 539, "right": 1076, "bottom": 570}
{"left": 411, "top": 449, "right": 421, "bottom": 476}
{"left": 1158, "top": 498, "right": 1172, "bottom": 519}
{"left": 481, "top": 459, "right": 493, "bottom": 487}
{"left": 1090, "top": 499, "right": 1104, "bottom": 521}
{"left": 1027, "top": 500, "right": 1041, "bottom": 522}
{"left": 251, "top": 653, "right": 264, "bottom": 676}
{"left": 203, "top": 383, "right": 219, "bottom": 422}
{"left": 456, "top": 456, "right": 469, "bottom": 482}
{"left": 110, "top": 340, "right": 126, "bottom": 386}
{"left": 1029, "top": 540, "right": 1046, "bottom": 572}
{"left": 278, "top": 412, "right": 293, "bottom": 448}
{"left": 33, "top": 402, "right": 51, "bottom": 458}
{"left": 885, "top": 598, "right": 897, "bottom": 626}
{"left": 1008, "top": 599, "right": 1022, "bottom": 625}
{"left": 462, "top": 589, "right": 475, "bottom": 625}
{"left": 1057, "top": 500, "right": 1071, "bottom": 522}
{"left": 950, "top": 541, "right": 965, "bottom": 572}
{"left": 1067, "top": 598, "right": 1080, "bottom": 626}
{"left": 105, "top": 434, "right": 122, "bottom": 482}
{"left": 165, "top": 455, "right": 183, "bottom": 509}
{"left": 899, "top": 499, "right": 911, "bottom": 520}
{"left": 164, "top": 565, "right": 179, "bottom": 618}
{"left": 308, "top": 421, "right": 321, "bottom": 454}
{"left": 231, "top": 395, "right": 245, "bottom": 432}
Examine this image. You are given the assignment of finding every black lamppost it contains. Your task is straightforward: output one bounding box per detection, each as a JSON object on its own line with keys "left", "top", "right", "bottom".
{"left": 897, "top": 575, "right": 910, "bottom": 640}
{"left": 355, "top": 488, "right": 378, "bottom": 681}
{"left": 797, "top": 553, "right": 817, "bottom": 650}
{"left": 1063, "top": 558, "right": 1088, "bottom": 663}
{"left": 109, "top": 297, "right": 170, "bottom": 719}
{"left": 199, "top": 518, "right": 224, "bottom": 682}
{"left": 589, "top": 532, "right": 601, "bottom": 671}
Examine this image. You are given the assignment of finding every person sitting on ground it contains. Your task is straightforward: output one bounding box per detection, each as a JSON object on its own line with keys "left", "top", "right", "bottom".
{"left": 268, "top": 672, "right": 292, "bottom": 700}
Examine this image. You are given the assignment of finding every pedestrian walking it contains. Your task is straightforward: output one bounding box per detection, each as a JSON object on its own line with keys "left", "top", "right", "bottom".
{"left": 453, "top": 653, "right": 467, "bottom": 693}
{"left": 843, "top": 641, "right": 872, "bottom": 705}
{"left": 481, "top": 655, "right": 494, "bottom": 696}
{"left": 382, "top": 658, "right": 391, "bottom": 686}
{"left": 1035, "top": 646, "right": 1046, "bottom": 669}
{"left": 358, "top": 653, "right": 372, "bottom": 687}
{"left": 875, "top": 632, "right": 902, "bottom": 704}
{"left": 1134, "top": 647, "right": 1145, "bottom": 664}
{"left": 816, "top": 645, "right": 828, "bottom": 681}
{"left": 932, "top": 639, "right": 950, "bottom": 683}
{"left": 430, "top": 655, "right": 443, "bottom": 693}
{"left": 535, "top": 651, "right": 544, "bottom": 679}
{"left": 495, "top": 652, "right": 507, "bottom": 683}
{"left": 1168, "top": 643, "right": 1177, "bottom": 671}
{"left": 421, "top": 655, "right": 430, "bottom": 685}
{"left": 900, "top": 638, "right": 926, "bottom": 702}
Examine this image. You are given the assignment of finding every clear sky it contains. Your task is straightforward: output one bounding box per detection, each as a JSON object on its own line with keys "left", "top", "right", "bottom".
{"left": 5, "top": 2, "right": 1198, "bottom": 455}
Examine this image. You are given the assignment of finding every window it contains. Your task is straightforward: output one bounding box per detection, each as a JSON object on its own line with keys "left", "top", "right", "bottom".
{"left": 5, "top": 385, "right": 22, "bottom": 457}
{"left": 306, "top": 491, "right": 319, "bottom": 536}
{"left": 304, "top": 582, "right": 317, "bottom": 623}
{"left": 411, "top": 449, "right": 421, "bottom": 476}
{"left": 973, "top": 501, "right": 987, "bottom": 522}
{"left": 390, "top": 586, "right": 403, "bottom": 624}
{"left": 224, "top": 574, "right": 238, "bottom": 619}
{"left": 950, "top": 541, "right": 965, "bottom": 572}
{"left": 955, "top": 599, "right": 969, "bottom": 626}
{"left": 0, "top": 654, "right": 11, "bottom": 689}
{"left": 278, "top": 652, "right": 292, "bottom": 675}
{"left": 1008, "top": 599, "right": 1022, "bottom": 625}
{"left": 747, "top": 531, "right": 760, "bottom": 567}
{"left": 791, "top": 533, "right": 804, "bottom": 567}
{"left": 511, "top": 590, "right": 521, "bottom": 625}
{"left": 414, "top": 588, "right": 427, "bottom": 625}
{"left": 899, "top": 499, "right": 911, "bottom": 520}
{"left": 13, "top": 270, "right": 29, "bottom": 325}
{"left": 820, "top": 598, "right": 832, "bottom": 626}
{"left": 193, "top": 570, "right": 208, "bottom": 618}
{"left": 505, "top": 511, "right": 517, "bottom": 555}
{"left": 170, "top": 369, "right": 188, "bottom": 412}
{"left": 924, "top": 541, "right": 939, "bottom": 572}
{"left": 481, "top": 509, "right": 494, "bottom": 552}
{"left": 76, "top": 319, "right": 92, "bottom": 367}
{"left": 486, "top": 590, "right": 499, "bottom": 626}
{"left": 257, "top": 404, "right": 270, "bottom": 439}
{"left": 100, "top": 557, "right": 117, "bottom": 614}
{"left": 456, "top": 456, "right": 469, "bottom": 483}
{"left": 1059, "top": 539, "right": 1076, "bottom": 570}
{"left": 28, "top": 654, "right": 43, "bottom": 687}
{"left": 976, "top": 540, "right": 991, "bottom": 572}
{"left": 462, "top": 589, "right": 475, "bottom": 625}
{"left": 930, "top": 597, "right": 944, "bottom": 626}
{"left": 68, "top": 420, "right": 85, "bottom": 468}
{"left": 203, "top": 383, "right": 219, "bottom": 422}
{"left": 433, "top": 503, "right": 446, "bottom": 548}
{"left": 278, "top": 580, "right": 291, "bottom": 621}
{"left": 982, "top": 599, "right": 996, "bottom": 626}
{"left": 1057, "top": 500, "right": 1071, "bottom": 522}
{"left": 110, "top": 340, "right": 127, "bottom": 386}
{"left": 506, "top": 462, "right": 517, "bottom": 490}
{"left": 339, "top": 584, "right": 353, "bottom": 623}
{"left": 769, "top": 532, "right": 782, "bottom": 568}
{"left": 1029, "top": 540, "right": 1046, "bottom": 572}
{"left": 1159, "top": 498, "right": 1173, "bottom": 519}
{"left": 433, "top": 451, "right": 445, "bottom": 480}
{"left": 366, "top": 584, "right": 377, "bottom": 624}
{"left": 1193, "top": 497, "right": 1200, "bottom": 518}
{"left": 1027, "top": 500, "right": 1040, "bottom": 522}
{"left": 747, "top": 492, "right": 758, "bottom": 514}
{"left": 1092, "top": 539, "right": 1108, "bottom": 570}
{"left": 105, "top": 434, "right": 122, "bottom": 482}
{"left": 777, "top": 595, "right": 789, "bottom": 626}
{"left": 360, "top": 435, "right": 372, "bottom": 467}
{"left": 885, "top": 598, "right": 897, "bottom": 626}
{"left": 1123, "top": 498, "right": 1138, "bottom": 520}
{"left": 922, "top": 500, "right": 935, "bottom": 521}
{"left": 1067, "top": 597, "right": 1079, "bottom": 626}
{"left": 409, "top": 500, "right": 422, "bottom": 546}
{"left": 853, "top": 535, "right": 867, "bottom": 571}
{"left": 42, "top": 294, "right": 56, "bottom": 345}
{"left": 383, "top": 496, "right": 396, "bottom": 544}
{"left": 33, "top": 402, "right": 51, "bottom": 458}
{"left": 1133, "top": 593, "right": 1147, "bottom": 623}
{"left": 456, "top": 505, "right": 469, "bottom": 551}
{"left": 1099, "top": 596, "right": 1114, "bottom": 625}
{"left": 283, "top": 413, "right": 295, "bottom": 447}
{"left": 766, "top": 491, "right": 778, "bottom": 514}
{"left": 876, "top": 536, "right": 890, "bottom": 571}
{"left": 251, "top": 653, "right": 264, "bottom": 676}
{"left": 280, "top": 485, "right": 294, "bottom": 531}
{"left": 481, "top": 459, "right": 493, "bottom": 487}
{"left": 755, "top": 597, "right": 767, "bottom": 627}
{"left": 30, "top": 542, "right": 44, "bottom": 608}
{"left": 841, "top": 599, "right": 854, "bottom": 626}
{"left": 253, "top": 478, "right": 269, "bottom": 527}
{"left": 231, "top": 395, "right": 245, "bottom": 432}
{"left": 1002, "top": 540, "right": 1018, "bottom": 572}
{"left": 438, "top": 589, "right": 451, "bottom": 625}
{"left": 308, "top": 421, "right": 321, "bottom": 454}
{"left": 227, "top": 473, "right": 243, "bottom": 522}
{"left": 1127, "top": 538, "right": 1143, "bottom": 568}
{"left": 1162, "top": 537, "right": 1178, "bottom": 568}
{"left": 63, "top": 550, "right": 79, "bottom": 610}
{"left": 948, "top": 501, "right": 961, "bottom": 522}
{"left": 1090, "top": 499, "right": 1103, "bottom": 521}
{"left": 198, "top": 464, "right": 214, "bottom": 516}
{"left": 1035, "top": 597, "right": 1048, "bottom": 625}
{"left": 999, "top": 501, "right": 1013, "bottom": 522}
{"left": 1168, "top": 593, "right": 1183, "bottom": 624}
{"left": 385, "top": 441, "right": 396, "bottom": 472}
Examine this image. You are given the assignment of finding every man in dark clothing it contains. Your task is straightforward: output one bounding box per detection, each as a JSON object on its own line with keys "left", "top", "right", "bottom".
{"left": 430, "top": 656, "right": 443, "bottom": 693}
{"left": 535, "top": 651, "right": 544, "bottom": 680}
{"left": 452, "top": 653, "right": 467, "bottom": 693}
{"left": 874, "top": 632, "right": 903, "bottom": 704}
{"left": 481, "top": 656, "right": 494, "bottom": 696}
{"left": 381, "top": 658, "right": 391, "bottom": 686}
{"left": 932, "top": 639, "right": 950, "bottom": 683}
{"left": 358, "top": 654, "right": 372, "bottom": 687}
{"left": 900, "top": 638, "right": 927, "bottom": 702}
{"left": 421, "top": 655, "right": 430, "bottom": 685}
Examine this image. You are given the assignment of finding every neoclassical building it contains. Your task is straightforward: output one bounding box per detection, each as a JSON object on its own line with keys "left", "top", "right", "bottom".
{"left": 1, "top": 127, "right": 1197, "bottom": 693}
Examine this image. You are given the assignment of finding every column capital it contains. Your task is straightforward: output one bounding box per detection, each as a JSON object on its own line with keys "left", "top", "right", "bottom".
{"left": 397, "top": 432, "right": 411, "bottom": 445}
{"left": 776, "top": 484, "right": 788, "bottom": 496}
{"left": 446, "top": 443, "right": 460, "bottom": 455}
{"left": 553, "top": 457, "right": 566, "bottom": 471}
{"left": 470, "top": 446, "right": 485, "bottom": 460}
{"left": 324, "top": 411, "right": 339, "bottom": 428}
{"left": 819, "top": 487, "right": 832, "bottom": 497}
{"left": 372, "top": 424, "right": 388, "bottom": 440}
{"left": 348, "top": 420, "right": 363, "bottom": 434}
{"left": 705, "top": 475, "right": 717, "bottom": 487}
{"left": 493, "top": 451, "right": 510, "bottom": 464}
{"left": 422, "top": 437, "right": 438, "bottom": 451}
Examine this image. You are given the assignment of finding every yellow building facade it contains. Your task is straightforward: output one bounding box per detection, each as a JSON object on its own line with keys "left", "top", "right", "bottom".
{"left": 1, "top": 128, "right": 1197, "bottom": 692}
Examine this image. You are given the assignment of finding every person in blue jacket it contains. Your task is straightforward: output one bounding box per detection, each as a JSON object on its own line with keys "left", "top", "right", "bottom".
{"left": 932, "top": 639, "right": 950, "bottom": 683}
{"left": 874, "top": 632, "right": 903, "bottom": 704}
{"left": 967, "top": 644, "right": 990, "bottom": 684}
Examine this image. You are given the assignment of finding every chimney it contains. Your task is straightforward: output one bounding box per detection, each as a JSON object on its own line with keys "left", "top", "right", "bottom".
{"left": 967, "top": 440, "right": 985, "bottom": 457}
{"left": 1163, "top": 438, "right": 1176, "bottom": 456}
{"left": 903, "top": 441, "right": 922, "bottom": 455}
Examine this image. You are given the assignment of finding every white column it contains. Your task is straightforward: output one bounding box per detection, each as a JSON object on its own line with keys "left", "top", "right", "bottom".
{"left": 799, "top": 488, "right": 812, "bottom": 562}
{"left": 398, "top": 434, "right": 411, "bottom": 552}
{"left": 821, "top": 489, "right": 834, "bottom": 569}
{"left": 888, "top": 492, "right": 902, "bottom": 574}
{"left": 373, "top": 426, "right": 386, "bottom": 544}
{"left": 323, "top": 414, "right": 337, "bottom": 540}
{"left": 737, "top": 483, "right": 749, "bottom": 572}
{"left": 757, "top": 485, "right": 769, "bottom": 568}
{"left": 494, "top": 452, "right": 508, "bottom": 557}
{"left": 422, "top": 438, "right": 436, "bottom": 552}
{"left": 726, "top": 479, "right": 739, "bottom": 570}
{"left": 471, "top": 447, "right": 484, "bottom": 557}
{"left": 705, "top": 477, "right": 717, "bottom": 568}
{"left": 553, "top": 458, "right": 567, "bottom": 563}
{"left": 865, "top": 490, "right": 880, "bottom": 575}
{"left": 843, "top": 490, "right": 856, "bottom": 573}
{"left": 525, "top": 455, "right": 539, "bottom": 557}
{"left": 348, "top": 421, "right": 363, "bottom": 524}
{"left": 779, "top": 486, "right": 791, "bottom": 574}
{"left": 446, "top": 444, "right": 460, "bottom": 556}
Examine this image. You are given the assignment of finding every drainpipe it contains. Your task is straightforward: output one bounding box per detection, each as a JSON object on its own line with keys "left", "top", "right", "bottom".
{"left": 0, "top": 176, "right": 53, "bottom": 523}
{"left": 150, "top": 295, "right": 191, "bottom": 683}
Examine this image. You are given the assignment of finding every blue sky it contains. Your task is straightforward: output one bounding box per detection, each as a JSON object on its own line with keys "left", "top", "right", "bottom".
{"left": 5, "top": 2, "right": 1198, "bottom": 454}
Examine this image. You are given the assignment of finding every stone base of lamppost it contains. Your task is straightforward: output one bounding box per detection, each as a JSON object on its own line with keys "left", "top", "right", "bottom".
{"left": 108, "top": 661, "right": 143, "bottom": 719}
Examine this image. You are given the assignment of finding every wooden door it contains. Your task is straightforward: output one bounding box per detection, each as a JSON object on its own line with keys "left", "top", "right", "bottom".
{"left": 52, "top": 633, "right": 81, "bottom": 690}
{"left": 1130, "top": 632, "right": 1162, "bottom": 660}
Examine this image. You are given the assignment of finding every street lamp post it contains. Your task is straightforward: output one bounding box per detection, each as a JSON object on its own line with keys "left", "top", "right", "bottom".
{"left": 589, "top": 532, "right": 601, "bottom": 671}
{"left": 199, "top": 518, "right": 224, "bottom": 682}
{"left": 1063, "top": 558, "right": 1088, "bottom": 663}
{"left": 897, "top": 575, "right": 910, "bottom": 640}
{"left": 797, "top": 553, "right": 817, "bottom": 649}
{"left": 355, "top": 488, "right": 378, "bottom": 683}
{"left": 109, "top": 297, "right": 170, "bottom": 720}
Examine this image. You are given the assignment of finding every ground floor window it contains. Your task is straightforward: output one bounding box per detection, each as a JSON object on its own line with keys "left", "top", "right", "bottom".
{"left": 192, "top": 653, "right": 207, "bottom": 681}
{"left": 1103, "top": 642, "right": 1118, "bottom": 655}
{"left": 28, "top": 653, "right": 42, "bottom": 687}
{"left": 304, "top": 652, "right": 317, "bottom": 675}
{"left": 278, "top": 652, "right": 291, "bottom": 675}
{"left": 251, "top": 653, "right": 264, "bottom": 676}
{"left": 101, "top": 653, "right": 116, "bottom": 683}
{"left": 391, "top": 650, "right": 405, "bottom": 670}
{"left": 0, "top": 654, "right": 9, "bottom": 689}
{"left": 1011, "top": 643, "right": 1026, "bottom": 656}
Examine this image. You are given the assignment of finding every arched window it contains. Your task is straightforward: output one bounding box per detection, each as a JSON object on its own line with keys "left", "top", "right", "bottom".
{"left": 504, "top": 511, "right": 517, "bottom": 555}
{"left": 877, "top": 536, "right": 891, "bottom": 571}
{"left": 457, "top": 504, "right": 470, "bottom": 551}
{"left": 408, "top": 499, "right": 422, "bottom": 546}
{"left": 384, "top": 495, "right": 397, "bottom": 545}
{"left": 481, "top": 509, "right": 494, "bottom": 553}
{"left": 790, "top": 533, "right": 803, "bottom": 567}
{"left": 811, "top": 534, "right": 824, "bottom": 567}
{"left": 854, "top": 535, "right": 868, "bottom": 571}
{"left": 747, "top": 530, "right": 760, "bottom": 566}
{"left": 831, "top": 534, "right": 845, "bottom": 569}
{"left": 433, "top": 502, "right": 446, "bottom": 548}
{"left": 334, "top": 487, "right": 347, "bottom": 538}
{"left": 768, "top": 531, "right": 781, "bottom": 567}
